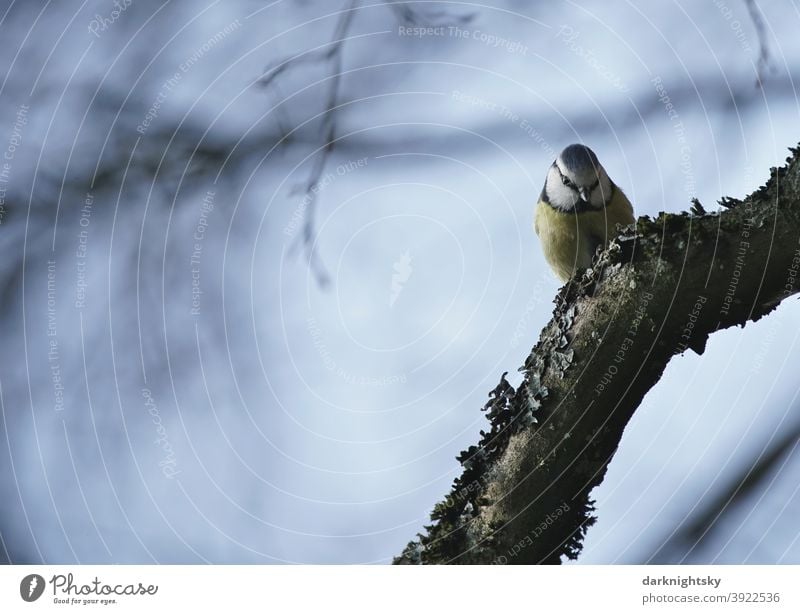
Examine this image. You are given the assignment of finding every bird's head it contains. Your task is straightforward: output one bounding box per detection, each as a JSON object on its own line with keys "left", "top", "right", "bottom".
{"left": 544, "top": 144, "right": 612, "bottom": 211}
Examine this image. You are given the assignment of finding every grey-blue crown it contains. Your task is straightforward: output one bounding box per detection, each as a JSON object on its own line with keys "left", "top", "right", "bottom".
{"left": 558, "top": 144, "right": 599, "bottom": 173}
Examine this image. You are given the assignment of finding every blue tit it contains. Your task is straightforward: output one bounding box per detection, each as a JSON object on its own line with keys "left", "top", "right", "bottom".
{"left": 534, "top": 144, "right": 635, "bottom": 282}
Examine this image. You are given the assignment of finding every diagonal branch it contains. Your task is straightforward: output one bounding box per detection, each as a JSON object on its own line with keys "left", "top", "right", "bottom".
{"left": 395, "top": 143, "right": 800, "bottom": 564}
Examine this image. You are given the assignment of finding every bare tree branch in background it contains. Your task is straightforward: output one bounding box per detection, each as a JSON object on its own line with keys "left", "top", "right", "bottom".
{"left": 258, "top": 0, "right": 475, "bottom": 286}
{"left": 647, "top": 415, "right": 800, "bottom": 563}
{"left": 395, "top": 144, "right": 800, "bottom": 564}
{"left": 388, "top": 0, "right": 475, "bottom": 26}
{"left": 744, "top": 0, "right": 772, "bottom": 87}
{"left": 259, "top": 0, "right": 361, "bottom": 287}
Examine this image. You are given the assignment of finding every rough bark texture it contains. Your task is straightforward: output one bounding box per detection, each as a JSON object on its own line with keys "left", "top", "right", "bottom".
{"left": 395, "top": 145, "right": 800, "bottom": 565}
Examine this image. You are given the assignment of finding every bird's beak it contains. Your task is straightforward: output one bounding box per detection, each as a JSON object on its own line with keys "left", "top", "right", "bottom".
{"left": 579, "top": 188, "right": 589, "bottom": 202}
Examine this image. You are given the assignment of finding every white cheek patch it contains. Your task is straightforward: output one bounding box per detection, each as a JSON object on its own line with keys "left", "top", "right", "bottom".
{"left": 550, "top": 183, "right": 578, "bottom": 209}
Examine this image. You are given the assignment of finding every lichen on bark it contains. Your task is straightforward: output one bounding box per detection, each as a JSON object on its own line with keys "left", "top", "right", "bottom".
{"left": 395, "top": 145, "right": 800, "bottom": 565}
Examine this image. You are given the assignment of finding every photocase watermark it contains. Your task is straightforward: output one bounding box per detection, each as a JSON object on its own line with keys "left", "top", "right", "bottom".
{"left": 389, "top": 250, "right": 413, "bottom": 307}
{"left": 594, "top": 291, "right": 654, "bottom": 397}
{"left": 652, "top": 76, "right": 695, "bottom": 197}
{"left": 446, "top": 24, "right": 529, "bottom": 55}
{"left": 87, "top": 0, "right": 132, "bottom": 38}
{"left": 398, "top": 24, "right": 529, "bottom": 55}
{"left": 141, "top": 388, "right": 180, "bottom": 479}
{"left": 29, "top": 572, "right": 158, "bottom": 606}
{"left": 441, "top": 475, "right": 491, "bottom": 510}
{"left": 451, "top": 90, "right": 556, "bottom": 158}
{"left": 398, "top": 24, "right": 448, "bottom": 38}
{"left": 137, "top": 73, "right": 181, "bottom": 135}
{"left": 492, "top": 502, "right": 571, "bottom": 564}
{"left": 74, "top": 192, "right": 93, "bottom": 310}
{"left": 781, "top": 239, "right": 800, "bottom": 298}
{"left": 555, "top": 25, "right": 629, "bottom": 93}
{"left": 46, "top": 260, "right": 65, "bottom": 412}
{"left": 750, "top": 238, "right": 800, "bottom": 372}
{"left": 190, "top": 190, "right": 215, "bottom": 316}
{"left": 676, "top": 295, "right": 707, "bottom": 353}
{"left": 410, "top": 476, "right": 493, "bottom": 557}
{"left": 0, "top": 103, "right": 30, "bottom": 225}
{"left": 284, "top": 157, "right": 369, "bottom": 238}
{"left": 0, "top": 170, "right": 6, "bottom": 225}
{"left": 510, "top": 272, "right": 556, "bottom": 348}
{"left": 19, "top": 574, "right": 45, "bottom": 602}
{"left": 306, "top": 316, "right": 407, "bottom": 386}
{"left": 750, "top": 311, "right": 781, "bottom": 374}
{"left": 137, "top": 19, "right": 242, "bottom": 134}
{"left": 181, "top": 19, "right": 242, "bottom": 72}
{"left": 713, "top": 0, "right": 754, "bottom": 55}
{"left": 719, "top": 204, "right": 755, "bottom": 317}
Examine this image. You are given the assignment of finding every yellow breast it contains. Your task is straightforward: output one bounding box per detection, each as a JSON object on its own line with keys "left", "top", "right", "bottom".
{"left": 534, "top": 190, "right": 634, "bottom": 282}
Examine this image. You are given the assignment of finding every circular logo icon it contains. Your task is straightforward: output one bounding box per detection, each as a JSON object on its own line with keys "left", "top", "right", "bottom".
{"left": 20, "top": 574, "right": 45, "bottom": 602}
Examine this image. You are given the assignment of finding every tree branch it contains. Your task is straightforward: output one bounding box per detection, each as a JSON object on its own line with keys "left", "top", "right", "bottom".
{"left": 260, "top": 0, "right": 360, "bottom": 287}
{"left": 259, "top": 1, "right": 473, "bottom": 287}
{"left": 395, "top": 144, "right": 800, "bottom": 564}
{"left": 744, "top": 0, "right": 772, "bottom": 87}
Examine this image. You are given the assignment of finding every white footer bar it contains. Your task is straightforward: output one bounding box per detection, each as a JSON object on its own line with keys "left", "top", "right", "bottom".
{"left": 1, "top": 565, "right": 797, "bottom": 613}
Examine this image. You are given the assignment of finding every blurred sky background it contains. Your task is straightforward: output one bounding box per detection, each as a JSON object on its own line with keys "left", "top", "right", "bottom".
{"left": 1, "top": 0, "right": 799, "bottom": 564}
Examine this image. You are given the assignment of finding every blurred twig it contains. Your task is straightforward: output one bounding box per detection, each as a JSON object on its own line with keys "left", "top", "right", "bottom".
{"left": 744, "top": 0, "right": 772, "bottom": 87}
{"left": 647, "top": 416, "right": 800, "bottom": 563}
{"left": 259, "top": 1, "right": 474, "bottom": 287}
{"left": 259, "top": 0, "right": 360, "bottom": 287}
{"left": 389, "top": 0, "right": 475, "bottom": 26}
